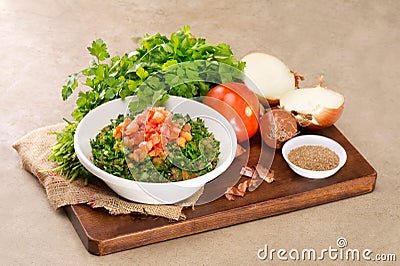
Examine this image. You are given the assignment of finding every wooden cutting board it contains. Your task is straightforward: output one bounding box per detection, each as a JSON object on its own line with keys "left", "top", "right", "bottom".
{"left": 64, "top": 126, "right": 377, "bottom": 255}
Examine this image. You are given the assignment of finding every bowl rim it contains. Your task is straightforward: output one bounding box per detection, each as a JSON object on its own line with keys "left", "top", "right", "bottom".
{"left": 282, "top": 134, "right": 347, "bottom": 178}
{"left": 74, "top": 95, "right": 237, "bottom": 188}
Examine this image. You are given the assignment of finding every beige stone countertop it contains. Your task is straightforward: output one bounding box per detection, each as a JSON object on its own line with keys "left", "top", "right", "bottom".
{"left": 1, "top": 0, "right": 399, "bottom": 265}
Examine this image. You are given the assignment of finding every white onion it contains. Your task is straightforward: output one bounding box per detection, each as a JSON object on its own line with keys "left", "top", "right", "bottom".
{"left": 242, "top": 53, "right": 300, "bottom": 106}
{"left": 280, "top": 83, "right": 344, "bottom": 130}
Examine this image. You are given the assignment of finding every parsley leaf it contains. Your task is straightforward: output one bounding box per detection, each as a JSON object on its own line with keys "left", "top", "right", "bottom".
{"left": 87, "top": 39, "right": 110, "bottom": 62}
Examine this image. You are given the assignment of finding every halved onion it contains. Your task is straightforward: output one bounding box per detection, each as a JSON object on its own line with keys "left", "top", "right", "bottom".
{"left": 242, "top": 52, "right": 302, "bottom": 107}
{"left": 280, "top": 82, "right": 344, "bottom": 130}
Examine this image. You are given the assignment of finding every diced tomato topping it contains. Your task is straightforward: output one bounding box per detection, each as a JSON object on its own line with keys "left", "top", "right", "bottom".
{"left": 122, "top": 106, "right": 193, "bottom": 162}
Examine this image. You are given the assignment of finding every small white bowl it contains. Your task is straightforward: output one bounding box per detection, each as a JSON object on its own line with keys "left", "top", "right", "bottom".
{"left": 74, "top": 96, "right": 237, "bottom": 204}
{"left": 282, "top": 135, "right": 347, "bottom": 179}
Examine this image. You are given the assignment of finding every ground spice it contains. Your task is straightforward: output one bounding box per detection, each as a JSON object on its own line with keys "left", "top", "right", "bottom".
{"left": 288, "top": 145, "right": 339, "bottom": 171}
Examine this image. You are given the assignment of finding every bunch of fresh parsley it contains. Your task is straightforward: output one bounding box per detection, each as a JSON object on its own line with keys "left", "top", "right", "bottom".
{"left": 49, "top": 25, "right": 244, "bottom": 184}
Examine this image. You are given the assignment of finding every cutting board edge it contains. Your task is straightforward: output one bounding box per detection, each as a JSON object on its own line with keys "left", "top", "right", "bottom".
{"left": 65, "top": 172, "right": 376, "bottom": 255}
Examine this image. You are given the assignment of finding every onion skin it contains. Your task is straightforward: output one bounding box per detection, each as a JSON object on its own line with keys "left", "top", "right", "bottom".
{"left": 291, "top": 103, "right": 344, "bottom": 130}
{"left": 259, "top": 108, "right": 298, "bottom": 149}
{"left": 254, "top": 93, "right": 280, "bottom": 108}
{"left": 264, "top": 96, "right": 280, "bottom": 107}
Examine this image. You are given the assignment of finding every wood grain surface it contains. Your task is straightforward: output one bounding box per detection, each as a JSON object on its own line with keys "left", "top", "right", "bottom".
{"left": 64, "top": 126, "right": 377, "bottom": 255}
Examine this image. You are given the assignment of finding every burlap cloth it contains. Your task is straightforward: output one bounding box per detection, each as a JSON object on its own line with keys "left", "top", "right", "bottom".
{"left": 12, "top": 123, "right": 204, "bottom": 221}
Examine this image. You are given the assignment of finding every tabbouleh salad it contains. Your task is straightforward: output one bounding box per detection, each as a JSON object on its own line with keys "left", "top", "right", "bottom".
{"left": 90, "top": 106, "right": 220, "bottom": 182}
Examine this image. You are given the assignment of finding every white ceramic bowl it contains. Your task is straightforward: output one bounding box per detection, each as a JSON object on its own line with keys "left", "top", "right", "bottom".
{"left": 74, "top": 96, "right": 237, "bottom": 204}
{"left": 282, "top": 135, "right": 347, "bottom": 179}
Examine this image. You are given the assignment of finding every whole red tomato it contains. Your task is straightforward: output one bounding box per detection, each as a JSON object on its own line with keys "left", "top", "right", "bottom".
{"left": 203, "top": 82, "right": 260, "bottom": 142}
